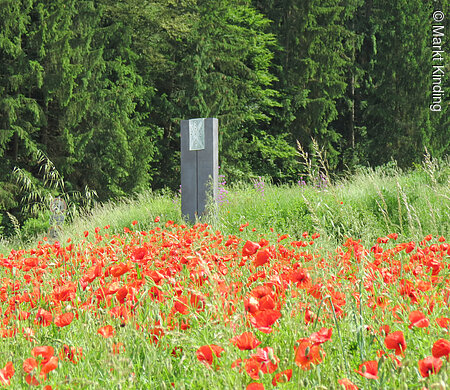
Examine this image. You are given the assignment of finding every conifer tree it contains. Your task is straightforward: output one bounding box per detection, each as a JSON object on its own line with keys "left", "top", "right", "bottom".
{"left": 362, "top": 0, "right": 448, "bottom": 166}
{"left": 254, "top": 0, "right": 362, "bottom": 170}
{"left": 103, "top": 0, "right": 281, "bottom": 186}
{"left": 0, "top": 0, "right": 155, "bottom": 235}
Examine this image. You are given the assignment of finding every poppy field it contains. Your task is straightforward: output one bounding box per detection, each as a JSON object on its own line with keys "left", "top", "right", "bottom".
{"left": 0, "top": 216, "right": 449, "bottom": 390}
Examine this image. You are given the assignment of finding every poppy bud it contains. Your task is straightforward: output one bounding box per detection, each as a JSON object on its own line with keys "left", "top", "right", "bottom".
{"left": 304, "top": 346, "right": 310, "bottom": 356}
{"left": 258, "top": 370, "right": 264, "bottom": 380}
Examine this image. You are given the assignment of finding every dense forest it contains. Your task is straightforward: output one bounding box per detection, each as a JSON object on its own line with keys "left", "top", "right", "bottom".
{"left": 0, "top": 0, "right": 449, "bottom": 237}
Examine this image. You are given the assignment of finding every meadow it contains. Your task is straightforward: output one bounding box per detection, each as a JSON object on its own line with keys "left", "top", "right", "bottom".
{"left": 0, "top": 157, "right": 449, "bottom": 389}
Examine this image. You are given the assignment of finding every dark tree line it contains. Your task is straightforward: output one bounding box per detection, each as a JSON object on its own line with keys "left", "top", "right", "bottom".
{"left": 0, "top": 0, "right": 448, "bottom": 236}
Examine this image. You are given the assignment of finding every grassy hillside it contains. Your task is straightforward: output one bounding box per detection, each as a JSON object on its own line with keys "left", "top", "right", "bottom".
{"left": 1, "top": 156, "right": 448, "bottom": 255}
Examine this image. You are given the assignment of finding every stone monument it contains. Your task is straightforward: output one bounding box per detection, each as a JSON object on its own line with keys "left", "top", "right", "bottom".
{"left": 180, "top": 118, "right": 218, "bottom": 224}
{"left": 48, "top": 197, "right": 67, "bottom": 242}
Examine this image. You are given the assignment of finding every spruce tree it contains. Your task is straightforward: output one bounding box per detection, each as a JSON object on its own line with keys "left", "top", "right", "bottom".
{"left": 254, "top": 0, "right": 362, "bottom": 171}
{"left": 362, "top": 0, "right": 448, "bottom": 166}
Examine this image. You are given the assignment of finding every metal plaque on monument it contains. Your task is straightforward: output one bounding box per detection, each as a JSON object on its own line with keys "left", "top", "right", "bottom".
{"left": 180, "top": 118, "right": 218, "bottom": 224}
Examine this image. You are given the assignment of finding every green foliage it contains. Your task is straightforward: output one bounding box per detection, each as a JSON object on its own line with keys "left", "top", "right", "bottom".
{"left": 21, "top": 211, "right": 51, "bottom": 239}
{"left": 361, "top": 0, "right": 449, "bottom": 167}
{"left": 0, "top": 0, "right": 158, "bottom": 237}
{"left": 250, "top": 131, "right": 299, "bottom": 182}
{"left": 255, "top": 0, "right": 364, "bottom": 170}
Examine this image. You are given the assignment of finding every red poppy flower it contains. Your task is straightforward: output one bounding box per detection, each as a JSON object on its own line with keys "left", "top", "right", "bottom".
{"left": 110, "top": 263, "right": 130, "bottom": 277}
{"left": 290, "top": 268, "right": 311, "bottom": 287}
{"left": 418, "top": 356, "right": 442, "bottom": 377}
{"left": 189, "top": 292, "right": 205, "bottom": 312}
{"left": 0, "top": 362, "right": 14, "bottom": 386}
{"left": 409, "top": 311, "right": 429, "bottom": 328}
{"left": 355, "top": 360, "right": 378, "bottom": 379}
{"left": 254, "top": 249, "right": 270, "bottom": 267}
{"left": 230, "top": 332, "right": 261, "bottom": 350}
{"left": 405, "top": 242, "right": 415, "bottom": 253}
{"left": 25, "top": 374, "right": 40, "bottom": 386}
{"left": 436, "top": 317, "right": 450, "bottom": 329}
{"left": 384, "top": 331, "right": 407, "bottom": 356}
{"left": 149, "top": 327, "right": 165, "bottom": 345}
{"left": 174, "top": 296, "right": 189, "bottom": 315}
{"left": 31, "top": 346, "right": 54, "bottom": 364}
{"left": 242, "top": 240, "right": 260, "bottom": 257}
{"left": 431, "top": 339, "right": 450, "bottom": 360}
{"left": 112, "top": 343, "right": 126, "bottom": 355}
{"left": 40, "top": 356, "right": 58, "bottom": 377}
{"left": 251, "top": 285, "right": 273, "bottom": 298}
{"left": 245, "top": 358, "right": 262, "bottom": 379}
{"left": 18, "top": 311, "right": 31, "bottom": 321}
{"left": 131, "top": 247, "right": 148, "bottom": 262}
{"left": 294, "top": 338, "right": 324, "bottom": 370}
{"left": 23, "top": 358, "right": 38, "bottom": 374}
{"left": 338, "top": 378, "right": 359, "bottom": 390}
{"left": 249, "top": 310, "right": 281, "bottom": 333}
{"left": 309, "top": 327, "right": 332, "bottom": 345}
{"left": 196, "top": 345, "right": 224, "bottom": 366}
{"left": 54, "top": 313, "right": 74, "bottom": 328}
{"left": 247, "top": 383, "right": 264, "bottom": 390}
{"left": 34, "top": 308, "right": 53, "bottom": 327}
{"left": 251, "top": 347, "right": 279, "bottom": 374}
{"left": 116, "top": 286, "right": 129, "bottom": 304}
{"left": 272, "top": 369, "right": 292, "bottom": 386}
{"left": 98, "top": 325, "right": 115, "bottom": 338}
{"left": 379, "top": 324, "right": 390, "bottom": 336}
{"left": 240, "top": 222, "right": 249, "bottom": 231}
{"left": 304, "top": 308, "right": 316, "bottom": 324}
{"left": 59, "top": 345, "right": 83, "bottom": 363}
{"left": 258, "top": 294, "right": 276, "bottom": 311}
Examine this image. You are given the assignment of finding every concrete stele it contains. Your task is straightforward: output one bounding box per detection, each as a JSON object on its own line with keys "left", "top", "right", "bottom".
{"left": 180, "top": 118, "right": 218, "bottom": 223}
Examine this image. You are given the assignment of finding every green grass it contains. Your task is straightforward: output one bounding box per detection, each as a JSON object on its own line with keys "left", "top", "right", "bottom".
{"left": 1, "top": 158, "right": 449, "bottom": 255}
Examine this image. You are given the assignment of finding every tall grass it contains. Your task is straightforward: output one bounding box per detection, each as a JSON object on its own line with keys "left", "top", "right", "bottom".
{"left": 209, "top": 158, "right": 449, "bottom": 246}
{"left": 1, "top": 156, "right": 448, "bottom": 255}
